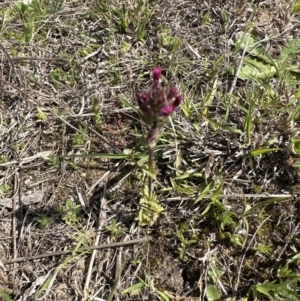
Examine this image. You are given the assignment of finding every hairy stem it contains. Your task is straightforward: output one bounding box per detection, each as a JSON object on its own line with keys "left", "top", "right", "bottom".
{"left": 148, "top": 146, "right": 154, "bottom": 200}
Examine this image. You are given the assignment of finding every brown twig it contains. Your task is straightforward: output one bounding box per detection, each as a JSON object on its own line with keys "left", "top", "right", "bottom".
{"left": 84, "top": 185, "right": 107, "bottom": 294}
{"left": 1, "top": 236, "right": 151, "bottom": 265}
{"left": 4, "top": 57, "right": 70, "bottom": 62}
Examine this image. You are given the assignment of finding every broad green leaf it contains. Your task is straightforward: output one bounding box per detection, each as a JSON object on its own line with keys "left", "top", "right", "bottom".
{"left": 235, "top": 32, "right": 257, "bottom": 53}
{"left": 206, "top": 285, "right": 220, "bottom": 301}
{"left": 208, "top": 266, "right": 225, "bottom": 282}
{"left": 237, "top": 57, "right": 277, "bottom": 80}
{"left": 292, "top": 160, "right": 300, "bottom": 172}
{"left": 284, "top": 69, "right": 300, "bottom": 87}
{"left": 279, "top": 39, "right": 300, "bottom": 63}
{"left": 291, "top": 137, "right": 300, "bottom": 155}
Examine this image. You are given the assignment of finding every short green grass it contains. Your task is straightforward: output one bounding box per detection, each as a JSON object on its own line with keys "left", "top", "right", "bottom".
{"left": 0, "top": 0, "right": 300, "bottom": 300}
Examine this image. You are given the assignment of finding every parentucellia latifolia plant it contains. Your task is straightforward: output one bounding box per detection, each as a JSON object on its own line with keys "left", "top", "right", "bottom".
{"left": 136, "top": 66, "right": 182, "bottom": 226}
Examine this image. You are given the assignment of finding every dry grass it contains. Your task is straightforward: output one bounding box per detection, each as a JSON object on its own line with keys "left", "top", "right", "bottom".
{"left": 1, "top": 0, "right": 300, "bottom": 300}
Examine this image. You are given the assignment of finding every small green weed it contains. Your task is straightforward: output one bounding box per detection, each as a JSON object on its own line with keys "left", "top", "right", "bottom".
{"left": 95, "top": 0, "right": 157, "bottom": 42}
{"left": 175, "top": 222, "right": 199, "bottom": 261}
{"left": 49, "top": 64, "right": 78, "bottom": 89}
{"left": 37, "top": 214, "right": 53, "bottom": 228}
{"left": 14, "top": 0, "right": 46, "bottom": 43}
{"left": 105, "top": 218, "right": 124, "bottom": 238}
{"left": 57, "top": 198, "right": 81, "bottom": 225}
{"left": 42, "top": 154, "right": 60, "bottom": 166}
{"left": 157, "top": 27, "right": 181, "bottom": 51}
{"left": 0, "top": 154, "right": 9, "bottom": 165}
{"left": 0, "top": 184, "right": 11, "bottom": 196}
{"left": 291, "top": 0, "right": 300, "bottom": 14}
{"left": 36, "top": 106, "right": 47, "bottom": 122}
{"left": 71, "top": 125, "right": 88, "bottom": 148}
{"left": 92, "top": 97, "right": 102, "bottom": 127}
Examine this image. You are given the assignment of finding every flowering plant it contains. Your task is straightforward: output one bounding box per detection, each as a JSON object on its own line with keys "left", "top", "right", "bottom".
{"left": 136, "top": 67, "right": 182, "bottom": 225}
{"left": 137, "top": 66, "right": 182, "bottom": 146}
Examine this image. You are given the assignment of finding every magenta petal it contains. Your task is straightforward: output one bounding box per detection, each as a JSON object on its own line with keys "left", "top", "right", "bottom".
{"left": 173, "top": 95, "right": 182, "bottom": 107}
{"left": 159, "top": 105, "right": 174, "bottom": 116}
{"left": 167, "top": 87, "right": 177, "bottom": 100}
{"left": 152, "top": 66, "right": 161, "bottom": 82}
{"left": 138, "top": 92, "right": 149, "bottom": 102}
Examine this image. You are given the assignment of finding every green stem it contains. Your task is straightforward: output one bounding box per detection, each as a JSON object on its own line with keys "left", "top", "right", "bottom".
{"left": 148, "top": 146, "right": 154, "bottom": 200}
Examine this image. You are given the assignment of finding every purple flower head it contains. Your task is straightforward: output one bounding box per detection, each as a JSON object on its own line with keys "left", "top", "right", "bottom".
{"left": 136, "top": 66, "right": 182, "bottom": 146}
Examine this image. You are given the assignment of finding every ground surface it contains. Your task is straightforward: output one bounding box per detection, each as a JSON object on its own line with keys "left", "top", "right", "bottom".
{"left": 0, "top": 0, "right": 300, "bottom": 300}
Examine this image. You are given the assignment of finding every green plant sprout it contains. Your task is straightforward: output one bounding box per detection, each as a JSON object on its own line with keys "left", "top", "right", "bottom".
{"left": 0, "top": 184, "right": 10, "bottom": 196}
{"left": 36, "top": 106, "right": 47, "bottom": 122}
{"left": 71, "top": 125, "right": 88, "bottom": 148}
{"left": 92, "top": 97, "right": 102, "bottom": 126}
{"left": 37, "top": 214, "right": 53, "bottom": 228}
{"left": 175, "top": 228, "right": 199, "bottom": 261}
{"left": 57, "top": 198, "right": 81, "bottom": 225}
{"left": 157, "top": 27, "right": 182, "bottom": 51}
{"left": 0, "top": 154, "right": 9, "bottom": 165}
{"left": 105, "top": 218, "right": 124, "bottom": 238}
{"left": 42, "top": 154, "right": 60, "bottom": 166}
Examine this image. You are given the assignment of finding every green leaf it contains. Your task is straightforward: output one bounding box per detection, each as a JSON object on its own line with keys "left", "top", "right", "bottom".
{"left": 237, "top": 56, "right": 277, "bottom": 80}
{"left": 251, "top": 148, "right": 281, "bottom": 156}
{"left": 0, "top": 291, "right": 13, "bottom": 301}
{"left": 201, "top": 202, "right": 213, "bottom": 216}
{"left": 62, "top": 153, "right": 130, "bottom": 159}
{"left": 291, "top": 137, "right": 300, "bottom": 155}
{"left": 195, "top": 180, "right": 215, "bottom": 203}
{"left": 211, "top": 178, "right": 224, "bottom": 202}
{"left": 235, "top": 32, "right": 259, "bottom": 54}
{"left": 290, "top": 253, "right": 300, "bottom": 261}
{"left": 203, "top": 77, "right": 218, "bottom": 115}
{"left": 252, "top": 284, "right": 273, "bottom": 299}
{"left": 279, "top": 39, "right": 300, "bottom": 63}
{"left": 206, "top": 285, "right": 220, "bottom": 301}
{"left": 156, "top": 290, "right": 170, "bottom": 301}
{"left": 121, "top": 282, "right": 144, "bottom": 295}
{"left": 174, "top": 171, "right": 203, "bottom": 180}
{"left": 243, "top": 197, "right": 287, "bottom": 218}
